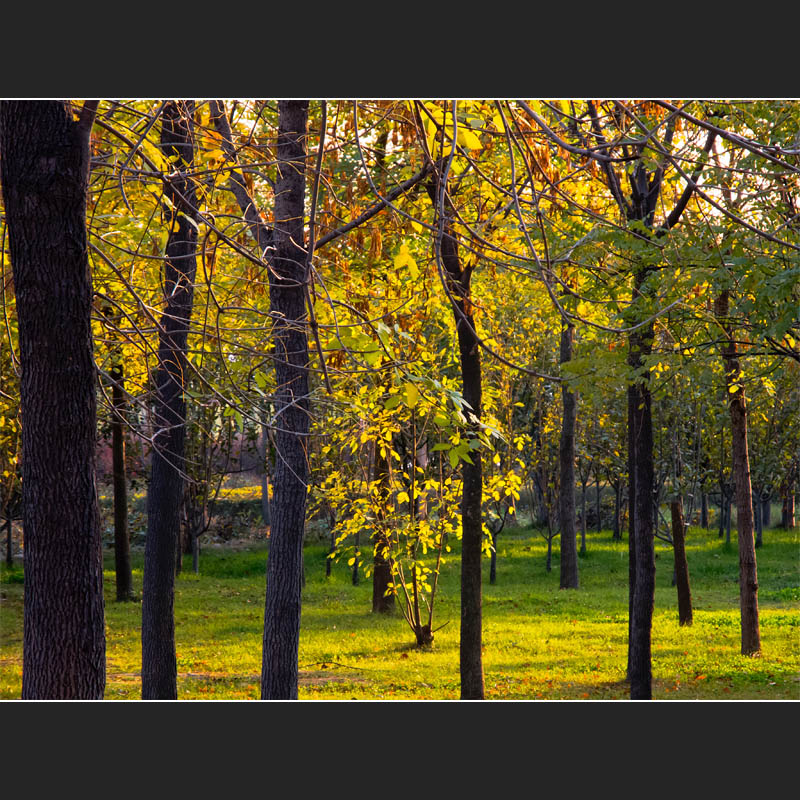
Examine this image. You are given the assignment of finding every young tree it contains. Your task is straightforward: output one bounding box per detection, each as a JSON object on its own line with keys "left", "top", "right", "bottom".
{"left": 0, "top": 100, "right": 106, "bottom": 699}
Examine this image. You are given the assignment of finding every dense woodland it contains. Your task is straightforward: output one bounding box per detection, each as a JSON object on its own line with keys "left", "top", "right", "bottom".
{"left": 0, "top": 99, "right": 798, "bottom": 701}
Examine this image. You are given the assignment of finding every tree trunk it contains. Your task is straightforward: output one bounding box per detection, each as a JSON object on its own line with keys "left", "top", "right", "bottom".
{"left": 754, "top": 491, "right": 763, "bottom": 549}
{"left": 142, "top": 101, "right": 198, "bottom": 699}
{"left": 761, "top": 494, "right": 770, "bottom": 530}
{"left": 111, "top": 360, "right": 134, "bottom": 601}
{"left": 670, "top": 500, "right": 693, "bottom": 626}
{"left": 580, "top": 479, "right": 588, "bottom": 555}
{"left": 558, "top": 323, "right": 578, "bottom": 589}
{"left": 372, "top": 446, "right": 394, "bottom": 612}
{"left": 4, "top": 513, "right": 11, "bottom": 568}
{"left": 627, "top": 292, "right": 656, "bottom": 700}
{"left": 489, "top": 531, "right": 498, "bottom": 585}
{"left": 435, "top": 192, "right": 485, "bottom": 700}
{"left": 613, "top": 480, "right": 622, "bottom": 540}
{"left": 716, "top": 291, "right": 760, "bottom": 655}
{"left": 595, "top": 475, "right": 602, "bottom": 532}
{"left": 261, "top": 101, "right": 310, "bottom": 700}
{"left": 0, "top": 100, "right": 106, "bottom": 699}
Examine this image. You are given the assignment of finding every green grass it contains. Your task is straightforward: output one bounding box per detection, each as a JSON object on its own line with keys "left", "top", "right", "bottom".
{"left": 1, "top": 522, "right": 798, "bottom": 700}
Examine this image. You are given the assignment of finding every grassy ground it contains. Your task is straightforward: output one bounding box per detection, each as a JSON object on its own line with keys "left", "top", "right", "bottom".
{"left": 1, "top": 520, "right": 798, "bottom": 700}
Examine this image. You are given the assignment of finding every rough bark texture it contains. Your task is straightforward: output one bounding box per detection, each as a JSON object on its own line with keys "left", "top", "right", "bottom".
{"left": 111, "top": 360, "right": 134, "bottom": 601}
{"left": 0, "top": 100, "right": 106, "bottom": 699}
{"left": 716, "top": 291, "right": 761, "bottom": 655}
{"left": 670, "top": 500, "right": 693, "bottom": 626}
{"left": 558, "top": 324, "right": 579, "bottom": 589}
{"left": 261, "top": 101, "right": 310, "bottom": 700}
{"left": 627, "top": 307, "right": 656, "bottom": 700}
{"left": 142, "top": 101, "right": 198, "bottom": 699}
{"left": 439, "top": 213, "right": 485, "bottom": 700}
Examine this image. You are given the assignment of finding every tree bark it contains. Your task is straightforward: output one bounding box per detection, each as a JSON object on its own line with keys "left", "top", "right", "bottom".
{"left": 716, "top": 290, "right": 761, "bottom": 655}
{"left": 142, "top": 101, "right": 198, "bottom": 699}
{"left": 558, "top": 323, "right": 579, "bottom": 589}
{"left": 372, "top": 445, "right": 394, "bottom": 612}
{"left": 261, "top": 100, "right": 310, "bottom": 700}
{"left": 0, "top": 100, "right": 105, "bottom": 699}
{"left": 670, "top": 500, "right": 693, "bottom": 625}
{"left": 627, "top": 302, "right": 656, "bottom": 700}
{"left": 111, "top": 359, "right": 134, "bottom": 601}
{"left": 435, "top": 200, "right": 485, "bottom": 700}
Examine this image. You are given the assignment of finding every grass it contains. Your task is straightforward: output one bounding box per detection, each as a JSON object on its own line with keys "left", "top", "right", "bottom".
{"left": 1, "top": 520, "right": 798, "bottom": 700}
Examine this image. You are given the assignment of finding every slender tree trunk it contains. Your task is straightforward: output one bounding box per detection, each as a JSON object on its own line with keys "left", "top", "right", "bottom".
{"left": 261, "top": 101, "right": 310, "bottom": 700}
{"left": 754, "top": 491, "right": 763, "bottom": 548}
{"left": 761, "top": 494, "right": 770, "bottom": 530}
{"left": 580, "top": 480, "right": 587, "bottom": 555}
{"left": 434, "top": 192, "right": 485, "bottom": 700}
{"left": 111, "top": 360, "right": 134, "bottom": 601}
{"left": 559, "top": 323, "right": 578, "bottom": 589}
{"left": 716, "top": 291, "right": 760, "bottom": 655}
{"left": 489, "top": 531, "right": 499, "bottom": 585}
{"left": 595, "top": 474, "right": 602, "bottom": 532}
{"left": 0, "top": 100, "right": 106, "bottom": 699}
{"left": 142, "top": 101, "right": 198, "bottom": 699}
{"left": 701, "top": 491, "right": 709, "bottom": 529}
{"left": 670, "top": 500, "right": 693, "bottom": 625}
{"left": 4, "top": 513, "right": 11, "bottom": 568}
{"left": 372, "top": 446, "right": 394, "bottom": 612}
{"left": 613, "top": 480, "right": 622, "bottom": 540}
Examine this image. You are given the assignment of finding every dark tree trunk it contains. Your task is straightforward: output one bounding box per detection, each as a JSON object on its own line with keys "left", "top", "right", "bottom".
{"left": 261, "top": 101, "right": 310, "bottom": 700}
{"left": 595, "top": 474, "right": 602, "bottom": 532}
{"left": 142, "top": 101, "right": 198, "bottom": 699}
{"left": 352, "top": 528, "right": 360, "bottom": 586}
{"left": 701, "top": 491, "right": 709, "bottom": 529}
{"left": 111, "top": 360, "right": 134, "bottom": 601}
{"left": 435, "top": 193, "right": 485, "bottom": 701}
{"left": 612, "top": 480, "right": 622, "bottom": 540}
{"left": 670, "top": 500, "right": 693, "bottom": 626}
{"left": 627, "top": 299, "right": 656, "bottom": 700}
{"left": 716, "top": 291, "right": 760, "bottom": 655}
{"left": 489, "top": 531, "right": 498, "bottom": 585}
{"left": 580, "top": 479, "right": 587, "bottom": 554}
{"left": 4, "top": 513, "right": 11, "bottom": 568}
{"left": 761, "top": 494, "right": 770, "bottom": 530}
{"left": 558, "top": 323, "right": 579, "bottom": 589}
{"left": 754, "top": 491, "right": 763, "bottom": 549}
{"left": 372, "top": 446, "right": 394, "bottom": 612}
{"left": 0, "top": 100, "right": 106, "bottom": 699}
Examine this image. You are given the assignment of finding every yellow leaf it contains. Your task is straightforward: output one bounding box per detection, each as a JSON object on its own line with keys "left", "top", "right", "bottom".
{"left": 404, "top": 382, "right": 419, "bottom": 408}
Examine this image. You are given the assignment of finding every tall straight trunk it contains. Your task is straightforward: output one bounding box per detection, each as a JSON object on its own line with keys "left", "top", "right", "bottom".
{"left": 580, "top": 479, "right": 587, "bottom": 554}
{"left": 558, "top": 324, "right": 578, "bottom": 589}
{"left": 701, "top": 491, "right": 709, "bottom": 529}
{"left": 716, "top": 291, "right": 760, "bottom": 655}
{"left": 436, "top": 202, "right": 485, "bottom": 700}
{"left": 111, "top": 359, "right": 134, "bottom": 601}
{"left": 761, "top": 494, "right": 770, "bottom": 530}
{"left": 4, "top": 514, "right": 11, "bottom": 568}
{"left": 261, "top": 101, "right": 310, "bottom": 700}
{"left": 754, "top": 491, "right": 763, "bottom": 548}
{"left": 595, "top": 474, "right": 602, "bottom": 532}
{"left": 142, "top": 101, "right": 198, "bottom": 699}
{"left": 0, "top": 100, "right": 105, "bottom": 699}
{"left": 372, "top": 446, "right": 394, "bottom": 612}
{"left": 613, "top": 480, "right": 622, "bottom": 540}
{"left": 627, "top": 288, "right": 656, "bottom": 700}
{"left": 670, "top": 500, "right": 693, "bottom": 625}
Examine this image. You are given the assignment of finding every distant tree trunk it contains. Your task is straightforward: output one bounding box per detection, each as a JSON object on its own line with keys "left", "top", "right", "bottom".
{"left": 753, "top": 491, "right": 763, "bottom": 549}
{"left": 580, "top": 477, "right": 588, "bottom": 554}
{"left": 761, "top": 494, "right": 770, "bottom": 530}
{"left": 489, "top": 530, "right": 499, "bottom": 585}
{"left": 595, "top": 473, "right": 602, "bottom": 532}
{"left": 258, "top": 421, "right": 272, "bottom": 527}
{"left": 261, "top": 101, "right": 310, "bottom": 700}
{"left": 372, "top": 446, "right": 394, "bottom": 612}
{"left": 716, "top": 290, "right": 760, "bottom": 656}
{"left": 352, "top": 528, "right": 360, "bottom": 586}
{"left": 670, "top": 500, "right": 693, "bottom": 626}
{"left": 558, "top": 323, "right": 578, "bottom": 589}
{"left": 142, "top": 101, "right": 198, "bottom": 700}
{"left": 612, "top": 479, "right": 622, "bottom": 540}
{"left": 4, "top": 513, "right": 11, "bottom": 568}
{"left": 701, "top": 491, "right": 709, "bottom": 529}
{"left": 0, "top": 100, "right": 106, "bottom": 699}
{"left": 111, "top": 359, "right": 134, "bottom": 601}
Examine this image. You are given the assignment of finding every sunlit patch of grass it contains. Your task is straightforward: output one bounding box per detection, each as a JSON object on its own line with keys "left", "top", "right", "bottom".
{"left": 1, "top": 520, "right": 797, "bottom": 700}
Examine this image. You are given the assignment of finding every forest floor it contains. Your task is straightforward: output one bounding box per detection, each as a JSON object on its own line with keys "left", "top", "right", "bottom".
{"left": 1, "top": 496, "right": 798, "bottom": 700}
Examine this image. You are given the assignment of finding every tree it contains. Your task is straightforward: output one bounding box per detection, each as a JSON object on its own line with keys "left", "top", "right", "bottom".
{"left": 0, "top": 100, "right": 105, "bottom": 699}
{"left": 141, "top": 100, "right": 199, "bottom": 699}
